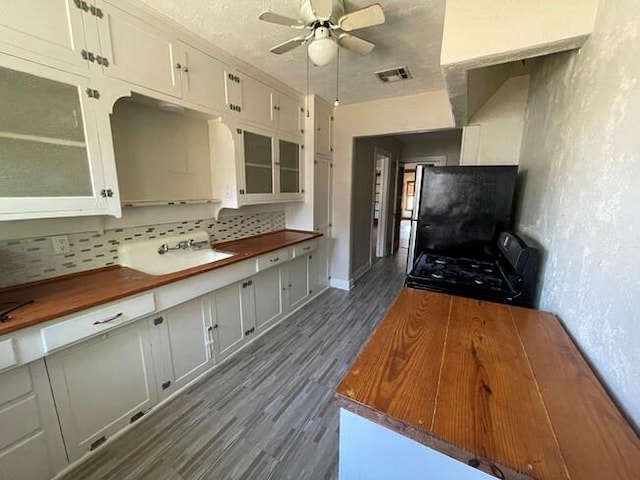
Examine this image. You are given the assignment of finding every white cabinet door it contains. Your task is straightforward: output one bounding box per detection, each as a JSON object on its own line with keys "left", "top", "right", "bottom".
{"left": 0, "top": 55, "right": 114, "bottom": 221}
{"left": 313, "top": 156, "right": 332, "bottom": 231}
{"left": 288, "top": 255, "right": 310, "bottom": 311}
{"left": 315, "top": 101, "right": 333, "bottom": 156}
{"left": 277, "top": 136, "right": 303, "bottom": 196}
{"left": 0, "top": 361, "right": 67, "bottom": 480}
{"left": 150, "top": 299, "right": 213, "bottom": 399}
{"left": 312, "top": 229, "right": 331, "bottom": 292}
{"left": 211, "top": 283, "right": 247, "bottom": 360}
{"left": 240, "top": 125, "right": 275, "bottom": 198}
{"left": 224, "top": 69, "right": 242, "bottom": 114}
{"left": 46, "top": 321, "right": 158, "bottom": 461}
{"left": 241, "top": 74, "right": 274, "bottom": 127}
{"left": 275, "top": 91, "right": 303, "bottom": 136}
{"left": 252, "top": 268, "right": 284, "bottom": 332}
{"left": 97, "top": 1, "right": 181, "bottom": 97}
{"left": 0, "top": 0, "right": 88, "bottom": 72}
{"left": 179, "top": 44, "right": 227, "bottom": 112}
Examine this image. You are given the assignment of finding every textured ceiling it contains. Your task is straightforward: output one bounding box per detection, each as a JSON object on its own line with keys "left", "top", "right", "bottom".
{"left": 137, "top": 0, "right": 447, "bottom": 105}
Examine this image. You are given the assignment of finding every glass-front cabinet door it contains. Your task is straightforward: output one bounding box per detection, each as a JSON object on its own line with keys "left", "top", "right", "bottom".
{"left": 0, "top": 56, "right": 110, "bottom": 220}
{"left": 241, "top": 128, "right": 273, "bottom": 196}
{"left": 278, "top": 138, "right": 301, "bottom": 194}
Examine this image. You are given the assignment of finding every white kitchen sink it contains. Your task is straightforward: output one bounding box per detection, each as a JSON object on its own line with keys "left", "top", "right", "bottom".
{"left": 118, "top": 232, "right": 235, "bottom": 275}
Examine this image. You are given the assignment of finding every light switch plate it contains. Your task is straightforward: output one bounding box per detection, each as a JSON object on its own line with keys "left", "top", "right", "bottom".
{"left": 51, "top": 235, "right": 70, "bottom": 255}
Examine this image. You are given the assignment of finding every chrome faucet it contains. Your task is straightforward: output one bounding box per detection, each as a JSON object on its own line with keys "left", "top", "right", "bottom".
{"left": 157, "top": 238, "right": 194, "bottom": 255}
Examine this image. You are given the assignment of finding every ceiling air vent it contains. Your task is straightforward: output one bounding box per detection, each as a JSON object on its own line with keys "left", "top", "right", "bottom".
{"left": 374, "top": 66, "right": 412, "bottom": 84}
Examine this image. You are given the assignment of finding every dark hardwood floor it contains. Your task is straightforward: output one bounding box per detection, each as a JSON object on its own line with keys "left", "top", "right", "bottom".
{"left": 58, "top": 253, "right": 408, "bottom": 480}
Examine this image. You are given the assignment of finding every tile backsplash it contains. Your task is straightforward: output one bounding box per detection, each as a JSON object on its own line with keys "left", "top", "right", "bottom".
{"left": 0, "top": 211, "right": 285, "bottom": 288}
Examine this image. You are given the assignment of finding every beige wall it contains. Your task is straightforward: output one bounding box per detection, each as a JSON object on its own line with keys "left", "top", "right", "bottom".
{"left": 331, "top": 91, "right": 455, "bottom": 287}
{"left": 441, "top": 0, "right": 599, "bottom": 66}
{"left": 516, "top": 0, "right": 640, "bottom": 426}
{"left": 463, "top": 75, "right": 530, "bottom": 166}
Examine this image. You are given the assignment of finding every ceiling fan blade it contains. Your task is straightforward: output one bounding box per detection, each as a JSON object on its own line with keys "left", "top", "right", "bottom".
{"left": 259, "top": 11, "right": 303, "bottom": 28}
{"left": 338, "top": 33, "right": 375, "bottom": 55}
{"left": 338, "top": 4, "right": 385, "bottom": 32}
{"left": 310, "top": 0, "right": 333, "bottom": 21}
{"left": 270, "top": 36, "right": 308, "bottom": 54}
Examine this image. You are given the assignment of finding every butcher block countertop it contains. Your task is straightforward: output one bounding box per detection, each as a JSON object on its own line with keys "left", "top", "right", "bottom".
{"left": 0, "top": 229, "right": 320, "bottom": 336}
{"left": 336, "top": 288, "right": 640, "bottom": 480}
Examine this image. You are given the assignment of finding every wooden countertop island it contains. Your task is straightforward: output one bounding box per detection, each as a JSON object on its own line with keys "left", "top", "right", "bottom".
{"left": 336, "top": 288, "right": 640, "bottom": 479}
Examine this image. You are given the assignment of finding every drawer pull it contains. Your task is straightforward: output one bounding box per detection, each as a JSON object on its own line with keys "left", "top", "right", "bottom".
{"left": 90, "top": 436, "right": 106, "bottom": 451}
{"left": 270, "top": 257, "right": 280, "bottom": 263}
{"left": 303, "top": 246, "right": 311, "bottom": 251}
{"left": 93, "top": 312, "right": 123, "bottom": 325}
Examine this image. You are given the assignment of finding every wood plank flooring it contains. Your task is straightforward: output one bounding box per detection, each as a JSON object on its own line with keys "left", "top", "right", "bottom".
{"left": 58, "top": 254, "right": 408, "bottom": 480}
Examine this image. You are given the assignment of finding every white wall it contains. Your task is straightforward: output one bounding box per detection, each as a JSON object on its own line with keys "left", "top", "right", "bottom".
{"left": 516, "top": 0, "right": 640, "bottom": 426}
{"left": 332, "top": 91, "right": 455, "bottom": 286}
{"left": 440, "top": 0, "right": 598, "bottom": 125}
{"left": 441, "top": 0, "right": 599, "bottom": 66}
{"left": 462, "top": 75, "right": 530, "bottom": 166}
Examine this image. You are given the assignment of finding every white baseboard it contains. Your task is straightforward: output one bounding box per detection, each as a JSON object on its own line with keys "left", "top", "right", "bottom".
{"left": 330, "top": 277, "right": 353, "bottom": 291}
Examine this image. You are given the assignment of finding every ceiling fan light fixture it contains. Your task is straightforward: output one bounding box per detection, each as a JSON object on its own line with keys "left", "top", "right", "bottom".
{"left": 307, "top": 26, "right": 337, "bottom": 66}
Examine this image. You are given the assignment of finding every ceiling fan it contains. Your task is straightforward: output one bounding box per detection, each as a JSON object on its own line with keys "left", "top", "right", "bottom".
{"left": 259, "top": 0, "right": 386, "bottom": 66}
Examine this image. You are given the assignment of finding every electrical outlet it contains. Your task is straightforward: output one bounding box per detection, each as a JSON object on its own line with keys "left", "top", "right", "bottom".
{"left": 51, "top": 235, "right": 70, "bottom": 255}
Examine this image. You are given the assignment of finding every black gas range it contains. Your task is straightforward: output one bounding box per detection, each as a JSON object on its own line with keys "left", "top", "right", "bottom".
{"left": 406, "top": 231, "right": 539, "bottom": 308}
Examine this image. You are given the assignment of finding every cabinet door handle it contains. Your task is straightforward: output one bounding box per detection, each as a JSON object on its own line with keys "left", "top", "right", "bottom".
{"left": 270, "top": 257, "right": 280, "bottom": 263}
{"left": 303, "top": 246, "right": 311, "bottom": 251}
{"left": 175, "top": 63, "right": 182, "bottom": 70}
{"left": 93, "top": 312, "right": 123, "bottom": 325}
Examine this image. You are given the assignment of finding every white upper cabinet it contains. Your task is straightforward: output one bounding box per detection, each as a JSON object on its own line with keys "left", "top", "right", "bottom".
{"left": 96, "top": 1, "right": 182, "bottom": 97}
{"left": 315, "top": 100, "right": 333, "bottom": 156}
{"left": 273, "top": 91, "right": 304, "bottom": 136}
{"left": 239, "top": 73, "right": 303, "bottom": 136}
{"left": 178, "top": 43, "right": 228, "bottom": 113}
{"left": 241, "top": 74, "right": 274, "bottom": 127}
{"left": 0, "top": 55, "right": 117, "bottom": 221}
{"left": 0, "top": 0, "right": 89, "bottom": 73}
{"left": 224, "top": 69, "right": 243, "bottom": 114}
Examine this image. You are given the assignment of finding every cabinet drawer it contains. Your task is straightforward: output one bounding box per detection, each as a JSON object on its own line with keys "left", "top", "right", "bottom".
{"left": 292, "top": 240, "right": 317, "bottom": 257}
{"left": 256, "top": 249, "right": 290, "bottom": 271}
{"left": 40, "top": 293, "right": 155, "bottom": 353}
{"left": 0, "top": 338, "right": 17, "bottom": 371}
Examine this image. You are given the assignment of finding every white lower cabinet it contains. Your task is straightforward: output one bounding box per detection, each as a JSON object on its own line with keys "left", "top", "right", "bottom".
{"left": 46, "top": 321, "right": 158, "bottom": 461}
{"left": 0, "top": 241, "right": 322, "bottom": 476}
{"left": 0, "top": 360, "right": 67, "bottom": 480}
{"left": 287, "top": 255, "right": 311, "bottom": 311}
{"left": 209, "top": 282, "right": 247, "bottom": 360}
{"left": 252, "top": 267, "right": 284, "bottom": 332}
{"left": 149, "top": 299, "right": 213, "bottom": 399}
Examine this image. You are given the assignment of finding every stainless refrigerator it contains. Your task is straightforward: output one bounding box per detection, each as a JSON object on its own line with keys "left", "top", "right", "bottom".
{"left": 406, "top": 165, "right": 518, "bottom": 272}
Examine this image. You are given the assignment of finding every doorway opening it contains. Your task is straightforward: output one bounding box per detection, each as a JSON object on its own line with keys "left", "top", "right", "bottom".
{"left": 371, "top": 148, "right": 392, "bottom": 262}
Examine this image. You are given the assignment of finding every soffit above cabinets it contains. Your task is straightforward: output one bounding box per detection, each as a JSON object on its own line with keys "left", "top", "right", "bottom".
{"left": 136, "top": 0, "right": 447, "bottom": 105}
